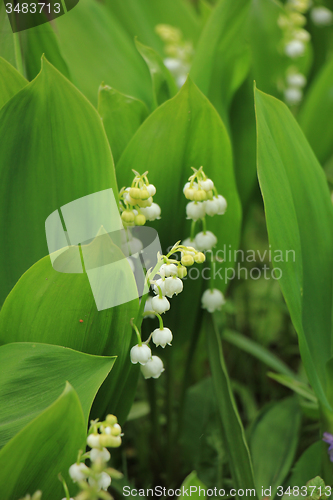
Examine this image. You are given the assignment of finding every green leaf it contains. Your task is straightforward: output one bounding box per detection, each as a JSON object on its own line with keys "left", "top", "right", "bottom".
{"left": 0, "top": 56, "right": 27, "bottom": 110}
{"left": 190, "top": 0, "right": 251, "bottom": 123}
{"left": 222, "top": 329, "right": 295, "bottom": 377}
{"left": 267, "top": 372, "right": 317, "bottom": 403}
{"left": 0, "top": 3, "right": 16, "bottom": 67}
{"left": 0, "top": 382, "right": 86, "bottom": 500}
{"left": 0, "top": 253, "right": 139, "bottom": 422}
{"left": 206, "top": 315, "right": 257, "bottom": 498}
{"left": 247, "top": 0, "right": 287, "bottom": 98}
{"left": 306, "top": 477, "right": 327, "bottom": 500}
{"left": 254, "top": 86, "right": 333, "bottom": 408}
{"left": 104, "top": 0, "right": 201, "bottom": 53}
{"left": 180, "top": 377, "right": 224, "bottom": 487}
{"left": 298, "top": 56, "right": 333, "bottom": 165}
{"left": 250, "top": 398, "right": 301, "bottom": 498}
{"left": 0, "top": 342, "right": 115, "bottom": 449}
{"left": 288, "top": 442, "right": 322, "bottom": 490}
{"left": 179, "top": 471, "right": 207, "bottom": 499}
{"left": 116, "top": 77, "right": 241, "bottom": 339}
{"left": 0, "top": 57, "right": 118, "bottom": 306}
{"left": 135, "top": 39, "right": 178, "bottom": 108}
{"left": 54, "top": 0, "right": 152, "bottom": 107}
{"left": 21, "top": 23, "right": 71, "bottom": 81}
{"left": 98, "top": 84, "right": 149, "bottom": 165}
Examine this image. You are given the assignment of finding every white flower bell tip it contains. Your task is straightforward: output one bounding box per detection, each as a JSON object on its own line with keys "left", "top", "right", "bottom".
{"left": 130, "top": 344, "right": 152, "bottom": 365}
{"left": 141, "top": 355, "right": 165, "bottom": 379}
{"left": 152, "top": 327, "right": 173, "bottom": 348}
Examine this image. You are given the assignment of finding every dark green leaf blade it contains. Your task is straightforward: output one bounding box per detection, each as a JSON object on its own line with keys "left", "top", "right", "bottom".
{"left": 0, "top": 342, "right": 115, "bottom": 449}
{"left": 135, "top": 39, "right": 178, "bottom": 108}
{"left": 0, "top": 57, "right": 118, "bottom": 306}
{"left": 0, "top": 382, "right": 86, "bottom": 500}
{"left": 254, "top": 86, "right": 333, "bottom": 407}
{"left": 98, "top": 84, "right": 149, "bottom": 165}
{"left": 0, "top": 56, "right": 27, "bottom": 110}
{"left": 207, "top": 315, "right": 257, "bottom": 498}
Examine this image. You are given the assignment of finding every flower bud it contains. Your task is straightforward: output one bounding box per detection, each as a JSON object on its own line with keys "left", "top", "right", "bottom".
{"left": 194, "top": 252, "right": 205, "bottom": 264}
{"left": 105, "top": 414, "right": 118, "bottom": 426}
{"left": 69, "top": 462, "right": 89, "bottom": 482}
{"left": 99, "top": 434, "right": 122, "bottom": 448}
{"left": 108, "top": 423, "right": 122, "bottom": 436}
{"left": 87, "top": 433, "right": 101, "bottom": 449}
{"left": 193, "top": 189, "right": 207, "bottom": 201}
{"left": 177, "top": 265, "right": 187, "bottom": 278}
{"left": 90, "top": 447, "right": 111, "bottom": 463}
{"left": 129, "top": 187, "right": 141, "bottom": 199}
{"left": 200, "top": 178, "right": 214, "bottom": 191}
{"left": 121, "top": 210, "right": 135, "bottom": 223}
{"left": 139, "top": 188, "right": 150, "bottom": 200}
{"left": 135, "top": 214, "right": 146, "bottom": 226}
{"left": 147, "top": 184, "right": 156, "bottom": 196}
{"left": 184, "top": 188, "right": 196, "bottom": 200}
{"left": 181, "top": 254, "right": 194, "bottom": 266}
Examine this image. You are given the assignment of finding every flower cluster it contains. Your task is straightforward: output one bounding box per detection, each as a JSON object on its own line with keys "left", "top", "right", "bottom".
{"left": 119, "top": 170, "right": 161, "bottom": 227}
{"left": 66, "top": 415, "right": 123, "bottom": 500}
{"left": 183, "top": 166, "right": 227, "bottom": 314}
{"left": 278, "top": 0, "right": 310, "bottom": 105}
{"left": 130, "top": 243, "right": 206, "bottom": 378}
{"left": 19, "top": 492, "right": 42, "bottom": 500}
{"left": 155, "top": 24, "right": 194, "bottom": 88}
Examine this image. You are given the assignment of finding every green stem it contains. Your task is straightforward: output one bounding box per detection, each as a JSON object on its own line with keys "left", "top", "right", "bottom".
{"left": 130, "top": 318, "right": 142, "bottom": 345}
{"left": 210, "top": 255, "right": 215, "bottom": 291}
{"left": 190, "top": 220, "right": 196, "bottom": 241}
{"left": 202, "top": 216, "right": 207, "bottom": 234}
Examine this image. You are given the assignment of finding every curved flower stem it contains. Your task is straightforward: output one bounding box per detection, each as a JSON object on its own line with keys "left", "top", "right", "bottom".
{"left": 130, "top": 318, "right": 142, "bottom": 345}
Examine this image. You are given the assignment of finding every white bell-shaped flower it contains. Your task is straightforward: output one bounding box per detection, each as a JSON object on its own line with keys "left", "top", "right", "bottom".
{"left": 87, "top": 433, "right": 101, "bottom": 449}
{"left": 130, "top": 344, "right": 152, "bottom": 365}
{"left": 90, "top": 447, "right": 111, "bottom": 463}
{"left": 159, "top": 263, "right": 178, "bottom": 277}
{"left": 186, "top": 201, "right": 206, "bottom": 221}
{"left": 141, "top": 355, "right": 165, "bottom": 379}
{"left": 311, "top": 6, "right": 333, "bottom": 25}
{"left": 152, "top": 327, "right": 173, "bottom": 348}
{"left": 164, "top": 277, "right": 183, "bottom": 298}
{"left": 284, "top": 40, "right": 305, "bottom": 58}
{"left": 151, "top": 295, "right": 170, "bottom": 314}
{"left": 153, "top": 278, "right": 166, "bottom": 296}
{"left": 139, "top": 203, "right": 161, "bottom": 221}
{"left": 69, "top": 462, "right": 89, "bottom": 482}
{"left": 127, "top": 237, "right": 143, "bottom": 255}
{"left": 144, "top": 296, "right": 155, "bottom": 319}
{"left": 183, "top": 181, "right": 198, "bottom": 193}
{"left": 200, "top": 178, "right": 214, "bottom": 191}
{"left": 286, "top": 72, "right": 306, "bottom": 88}
{"left": 195, "top": 231, "right": 217, "bottom": 251}
{"left": 88, "top": 471, "right": 111, "bottom": 491}
{"left": 164, "top": 57, "right": 182, "bottom": 72}
{"left": 284, "top": 87, "right": 302, "bottom": 105}
{"left": 216, "top": 195, "right": 227, "bottom": 214}
{"left": 147, "top": 184, "right": 156, "bottom": 196}
{"left": 201, "top": 288, "right": 226, "bottom": 313}
{"left": 205, "top": 198, "right": 220, "bottom": 217}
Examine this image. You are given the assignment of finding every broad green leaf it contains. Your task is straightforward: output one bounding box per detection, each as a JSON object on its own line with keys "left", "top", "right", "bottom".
{"left": 268, "top": 372, "right": 317, "bottom": 403}
{"left": 230, "top": 78, "right": 257, "bottom": 208}
{"left": 0, "top": 3, "right": 16, "bottom": 67}
{"left": 104, "top": 0, "right": 201, "bottom": 54}
{"left": 135, "top": 39, "right": 178, "bottom": 108}
{"left": 0, "top": 342, "right": 115, "bottom": 449}
{"left": 222, "top": 329, "right": 295, "bottom": 377}
{"left": 21, "top": 23, "right": 70, "bottom": 81}
{"left": 0, "top": 254, "right": 139, "bottom": 422}
{"left": 0, "top": 56, "right": 27, "bottom": 110}
{"left": 298, "top": 56, "right": 333, "bottom": 165}
{"left": 180, "top": 377, "right": 224, "bottom": 487}
{"left": 0, "top": 383, "right": 86, "bottom": 500}
{"left": 54, "top": 0, "right": 152, "bottom": 107}
{"left": 250, "top": 397, "right": 301, "bottom": 497}
{"left": 190, "top": 0, "right": 251, "bottom": 123}
{"left": 116, "top": 77, "right": 241, "bottom": 339}
{"left": 247, "top": 0, "right": 287, "bottom": 98}
{"left": 288, "top": 442, "right": 322, "bottom": 491}
{"left": 255, "top": 87, "right": 333, "bottom": 408}
{"left": 206, "top": 315, "right": 257, "bottom": 498}
{"left": 0, "top": 57, "right": 118, "bottom": 306}
{"left": 179, "top": 471, "right": 207, "bottom": 499}
{"left": 98, "top": 84, "right": 149, "bottom": 165}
